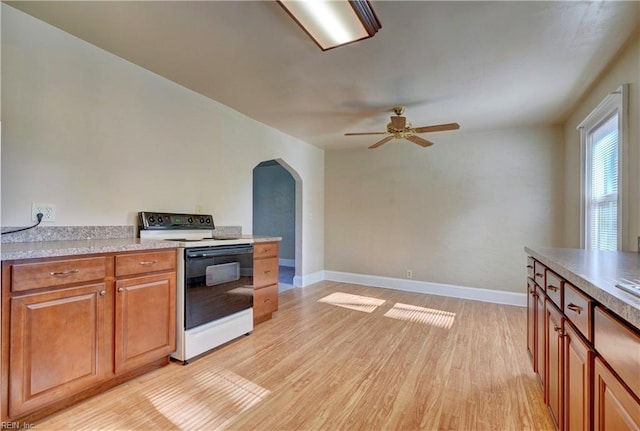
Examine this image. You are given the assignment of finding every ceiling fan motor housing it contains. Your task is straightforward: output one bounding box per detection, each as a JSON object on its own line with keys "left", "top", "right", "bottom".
{"left": 388, "top": 116, "right": 410, "bottom": 134}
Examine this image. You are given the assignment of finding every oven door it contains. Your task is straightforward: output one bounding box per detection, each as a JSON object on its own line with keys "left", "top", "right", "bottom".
{"left": 184, "top": 245, "right": 253, "bottom": 330}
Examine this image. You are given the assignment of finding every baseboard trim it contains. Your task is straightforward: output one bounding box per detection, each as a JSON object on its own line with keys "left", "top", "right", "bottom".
{"left": 294, "top": 271, "right": 325, "bottom": 288}
{"left": 279, "top": 258, "right": 295, "bottom": 267}
{"left": 323, "top": 271, "right": 526, "bottom": 307}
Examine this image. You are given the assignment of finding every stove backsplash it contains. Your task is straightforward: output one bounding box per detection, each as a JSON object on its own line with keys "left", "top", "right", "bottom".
{"left": 213, "top": 226, "right": 242, "bottom": 237}
{"left": 1, "top": 225, "right": 242, "bottom": 243}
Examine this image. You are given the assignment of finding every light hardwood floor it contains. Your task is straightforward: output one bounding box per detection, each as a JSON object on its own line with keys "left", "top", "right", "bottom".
{"left": 36, "top": 281, "right": 554, "bottom": 430}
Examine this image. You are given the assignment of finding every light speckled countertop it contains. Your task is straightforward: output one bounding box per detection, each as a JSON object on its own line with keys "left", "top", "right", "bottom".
{"left": 1, "top": 236, "right": 281, "bottom": 261}
{"left": 525, "top": 247, "right": 640, "bottom": 328}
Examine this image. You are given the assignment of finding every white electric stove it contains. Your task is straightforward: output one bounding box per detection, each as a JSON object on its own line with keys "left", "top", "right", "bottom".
{"left": 139, "top": 212, "right": 254, "bottom": 363}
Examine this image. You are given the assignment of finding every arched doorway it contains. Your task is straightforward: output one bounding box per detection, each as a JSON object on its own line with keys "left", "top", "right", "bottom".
{"left": 252, "top": 159, "right": 301, "bottom": 289}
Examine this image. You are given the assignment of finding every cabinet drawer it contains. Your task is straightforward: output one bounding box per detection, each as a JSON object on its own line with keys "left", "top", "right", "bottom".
{"left": 115, "top": 250, "right": 176, "bottom": 277}
{"left": 254, "top": 284, "right": 278, "bottom": 318}
{"left": 594, "top": 306, "right": 640, "bottom": 399}
{"left": 11, "top": 257, "right": 108, "bottom": 292}
{"left": 564, "top": 282, "right": 592, "bottom": 341}
{"left": 526, "top": 257, "right": 535, "bottom": 279}
{"left": 545, "top": 269, "right": 562, "bottom": 308}
{"left": 253, "top": 257, "right": 278, "bottom": 288}
{"left": 533, "top": 261, "right": 546, "bottom": 287}
{"left": 254, "top": 242, "right": 279, "bottom": 259}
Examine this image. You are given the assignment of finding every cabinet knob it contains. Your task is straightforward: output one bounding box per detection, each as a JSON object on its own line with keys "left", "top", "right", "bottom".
{"left": 118, "top": 287, "right": 125, "bottom": 293}
{"left": 99, "top": 290, "right": 106, "bottom": 296}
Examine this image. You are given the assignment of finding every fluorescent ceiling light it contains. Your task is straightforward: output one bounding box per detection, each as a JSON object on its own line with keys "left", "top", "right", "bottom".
{"left": 278, "top": 0, "right": 381, "bottom": 51}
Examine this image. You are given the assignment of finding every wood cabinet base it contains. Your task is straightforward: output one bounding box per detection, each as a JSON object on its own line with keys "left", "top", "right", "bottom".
{"left": 1, "top": 250, "right": 177, "bottom": 424}
{"left": 253, "top": 242, "right": 280, "bottom": 324}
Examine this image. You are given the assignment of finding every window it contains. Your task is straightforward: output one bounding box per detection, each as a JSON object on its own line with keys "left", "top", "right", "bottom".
{"left": 578, "top": 85, "right": 626, "bottom": 251}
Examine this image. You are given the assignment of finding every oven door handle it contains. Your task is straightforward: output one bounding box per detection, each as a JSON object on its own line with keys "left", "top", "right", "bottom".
{"left": 186, "top": 249, "right": 253, "bottom": 259}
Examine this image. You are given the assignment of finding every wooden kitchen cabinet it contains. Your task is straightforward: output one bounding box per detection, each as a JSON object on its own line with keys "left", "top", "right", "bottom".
{"left": 545, "top": 300, "right": 564, "bottom": 431}
{"left": 527, "top": 278, "right": 537, "bottom": 369}
{"left": 535, "top": 284, "right": 546, "bottom": 389}
{"left": 594, "top": 357, "right": 640, "bottom": 431}
{"left": 1, "top": 249, "right": 177, "bottom": 423}
{"left": 527, "top": 256, "right": 640, "bottom": 431}
{"left": 114, "top": 251, "right": 176, "bottom": 374}
{"left": 8, "top": 283, "right": 107, "bottom": 418}
{"left": 563, "top": 322, "right": 593, "bottom": 431}
{"left": 253, "top": 242, "right": 279, "bottom": 324}
{"left": 527, "top": 259, "right": 547, "bottom": 389}
{"left": 593, "top": 305, "right": 640, "bottom": 431}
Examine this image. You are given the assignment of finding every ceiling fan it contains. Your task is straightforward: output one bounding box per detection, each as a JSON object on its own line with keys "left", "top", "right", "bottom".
{"left": 344, "top": 106, "right": 460, "bottom": 149}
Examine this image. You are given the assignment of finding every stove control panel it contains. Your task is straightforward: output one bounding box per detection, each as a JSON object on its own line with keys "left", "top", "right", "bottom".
{"left": 138, "top": 212, "right": 215, "bottom": 230}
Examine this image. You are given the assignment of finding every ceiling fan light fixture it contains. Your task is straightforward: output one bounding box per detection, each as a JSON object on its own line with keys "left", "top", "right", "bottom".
{"left": 278, "top": 0, "right": 381, "bottom": 51}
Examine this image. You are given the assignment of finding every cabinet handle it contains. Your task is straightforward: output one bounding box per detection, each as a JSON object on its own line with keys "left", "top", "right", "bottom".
{"left": 527, "top": 265, "right": 533, "bottom": 269}
{"left": 547, "top": 285, "right": 559, "bottom": 292}
{"left": 529, "top": 289, "right": 535, "bottom": 294}
{"left": 99, "top": 290, "right": 106, "bottom": 296}
{"left": 118, "top": 287, "right": 125, "bottom": 293}
{"left": 567, "top": 303, "right": 583, "bottom": 314}
{"left": 49, "top": 269, "right": 80, "bottom": 277}
{"left": 139, "top": 260, "right": 158, "bottom": 266}
{"left": 535, "top": 272, "right": 543, "bottom": 277}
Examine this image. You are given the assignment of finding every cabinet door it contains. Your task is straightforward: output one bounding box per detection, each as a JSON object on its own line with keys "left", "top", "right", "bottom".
{"left": 546, "top": 300, "right": 563, "bottom": 431}
{"left": 564, "top": 322, "right": 593, "bottom": 431}
{"left": 594, "top": 357, "right": 640, "bottom": 431}
{"left": 115, "top": 273, "right": 175, "bottom": 374}
{"left": 527, "top": 278, "right": 537, "bottom": 371}
{"left": 9, "top": 283, "right": 106, "bottom": 418}
{"left": 536, "top": 286, "right": 546, "bottom": 390}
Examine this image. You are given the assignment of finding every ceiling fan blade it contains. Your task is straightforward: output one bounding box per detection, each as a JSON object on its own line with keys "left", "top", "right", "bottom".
{"left": 406, "top": 135, "right": 434, "bottom": 147}
{"left": 413, "top": 123, "right": 460, "bottom": 133}
{"left": 390, "top": 116, "right": 406, "bottom": 130}
{"left": 345, "top": 132, "right": 387, "bottom": 136}
{"left": 369, "top": 136, "right": 395, "bottom": 149}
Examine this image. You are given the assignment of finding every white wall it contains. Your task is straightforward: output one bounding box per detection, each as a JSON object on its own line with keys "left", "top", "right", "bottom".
{"left": 0, "top": 5, "right": 325, "bottom": 275}
{"left": 325, "top": 126, "right": 564, "bottom": 293}
{"left": 563, "top": 33, "right": 640, "bottom": 250}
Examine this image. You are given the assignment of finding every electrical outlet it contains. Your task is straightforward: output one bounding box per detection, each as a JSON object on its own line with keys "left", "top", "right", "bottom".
{"left": 406, "top": 269, "right": 413, "bottom": 279}
{"left": 32, "top": 203, "right": 56, "bottom": 222}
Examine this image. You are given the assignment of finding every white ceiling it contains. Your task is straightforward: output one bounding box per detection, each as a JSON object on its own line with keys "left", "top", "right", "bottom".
{"left": 7, "top": 1, "right": 640, "bottom": 150}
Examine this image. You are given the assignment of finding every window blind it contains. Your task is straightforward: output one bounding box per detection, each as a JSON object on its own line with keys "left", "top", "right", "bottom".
{"left": 588, "top": 113, "right": 618, "bottom": 250}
